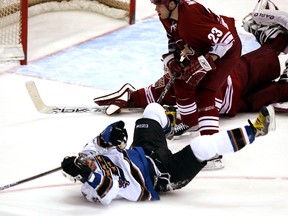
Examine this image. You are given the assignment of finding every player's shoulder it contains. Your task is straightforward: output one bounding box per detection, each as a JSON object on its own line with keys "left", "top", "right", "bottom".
{"left": 180, "top": 1, "right": 216, "bottom": 21}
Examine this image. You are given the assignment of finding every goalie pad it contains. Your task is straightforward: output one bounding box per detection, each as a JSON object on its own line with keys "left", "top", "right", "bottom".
{"left": 93, "top": 83, "right": 135, "bottom": 106}
{"left": 252, "top": 10, "right": 288, "bottom": 29}
{"left": 243, "top": 15, "right": 287, "bottom": 47}
{"left": 242, "top": 0, "right": 288, "bottom": 48}
{"left": 253, "top": 0, "right": 278, "bottom": 12}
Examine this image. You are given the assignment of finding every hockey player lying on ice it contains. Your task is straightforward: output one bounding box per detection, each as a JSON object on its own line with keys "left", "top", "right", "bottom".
{"left": 94, "top": 0, "right": 288, "bottom": 137}
{"left": 61, "top": 103, "right": 275, "bottom": 205}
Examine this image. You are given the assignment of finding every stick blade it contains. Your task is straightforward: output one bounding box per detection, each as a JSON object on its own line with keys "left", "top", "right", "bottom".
{"left": 25, "top": 81, "right": 54, "bottom": 114}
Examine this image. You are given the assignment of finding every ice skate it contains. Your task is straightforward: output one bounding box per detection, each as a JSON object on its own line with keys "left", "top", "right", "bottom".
{"left": 271, "top": 102, "right": 288, "bottom": 112}
{"left": 202, "top": 156, "right": 225, "bottom": 171}
{"left": 278, "top": 59, "right": 288, "bottom": 83}
{"left": 164, "top": 106, "right": 177, "bottom": 140}
{"left": 174, "top": 122, "right": 198, "bottom": 137}
{"left": 249, "top": 105, "right": 276, "bottom": 137}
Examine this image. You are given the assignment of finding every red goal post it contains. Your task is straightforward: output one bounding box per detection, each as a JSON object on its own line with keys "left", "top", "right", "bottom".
{"left": 0, "top": 0, "right": 136, "bottom": 65}
{"left": 0, "top": 0, "right": 28, "bottom": 65}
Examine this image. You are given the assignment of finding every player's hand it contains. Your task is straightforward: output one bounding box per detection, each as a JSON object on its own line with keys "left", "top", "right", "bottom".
{"left": 98, "top": 120, "right": 128, "bottom": 149}
{"left": 181, "top": 54, "right": 216, "bottom": 86}
{"left": 162, "top": 53, "right": 183, "bottom": 75}
{"left": 61, "top": 156, "right": 92, "bottom": 183}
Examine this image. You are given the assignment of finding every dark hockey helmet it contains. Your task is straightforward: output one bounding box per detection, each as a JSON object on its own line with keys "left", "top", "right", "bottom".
{"left": 61, "top": 155, "right": 92, "bottom": 183}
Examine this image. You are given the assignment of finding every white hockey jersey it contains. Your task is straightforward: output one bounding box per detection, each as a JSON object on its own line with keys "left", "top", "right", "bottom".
{"left": 79, "top": 141, "right": 159, "bottom": 205}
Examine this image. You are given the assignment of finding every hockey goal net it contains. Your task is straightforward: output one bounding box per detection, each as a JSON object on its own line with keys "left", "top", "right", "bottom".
{"left": 0, "top": 0, "right": 136, "bottom": 65}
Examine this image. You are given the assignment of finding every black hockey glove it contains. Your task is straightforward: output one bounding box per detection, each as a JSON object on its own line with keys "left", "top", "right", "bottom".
{"left": 61, "top": 156, "right": 91, "bottom": 183}
{"left": 98, "top": 120, "right": 128, "bottom": 149}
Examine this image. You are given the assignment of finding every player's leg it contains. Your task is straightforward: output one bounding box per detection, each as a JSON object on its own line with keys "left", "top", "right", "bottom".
{"left": 190, "top": 105, "right": 275, "bottom": 162}
{"left": 271, "top": 59, "right": 288, "bottom": 112}
{"left": 93, "top": 76, "right": 176, "bottom": 115}
{"left": 242, "top": 0, "right": 288, "bottom": 52}
{"left": 172, "top": 78, "right": 199, "bottom": 137}
{"left": 162, "top": 105, "right": 275, "bottom": 190}
{"left": 130, "top": 103, "right": 172, "bottom": 151}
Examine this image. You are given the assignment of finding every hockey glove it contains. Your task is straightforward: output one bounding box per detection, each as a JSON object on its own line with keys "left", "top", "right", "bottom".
{"left": 181, "top": 54, "right": 216, "bottom": 86}
{"left": 94, "top": 83, "right": 135, "bottom": 106}
{"left": 162, "top": 53, "right": 184, "bottom": 75}
{"left": 98, "top": 120, "right": 128, "bottom": 149}
{"left": 61, "top": 156, "right": 92, "bottom": 183}
{"left": 93, "top": 83, "right": 135, "bottom": 115}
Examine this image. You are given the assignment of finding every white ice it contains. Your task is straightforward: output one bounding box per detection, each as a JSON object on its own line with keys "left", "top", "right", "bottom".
{"left": 0, "top": 1, "right": 287, "bottom": 216}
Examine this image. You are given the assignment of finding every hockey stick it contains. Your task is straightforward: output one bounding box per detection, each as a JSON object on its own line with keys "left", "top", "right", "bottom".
{"left": 0, "top": 166, "right": 62, "bottom": 191}
{"left": 25, "top": 81, "right": 142, "bottom": 114}
{"left": 157, "top": 72, "right": 177, "bottom": 103}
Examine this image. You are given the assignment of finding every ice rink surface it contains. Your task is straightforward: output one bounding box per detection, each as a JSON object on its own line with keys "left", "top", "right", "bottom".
{"left": 0, "top": 1, "right": 287, "bottom": 216}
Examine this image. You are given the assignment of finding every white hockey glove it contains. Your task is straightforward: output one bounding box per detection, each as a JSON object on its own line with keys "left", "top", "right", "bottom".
{"left": 93, "top": 83, "right": 135, "bottom": 106}
{"left": 93, "top": 83, "right": 135, "bottom": 115}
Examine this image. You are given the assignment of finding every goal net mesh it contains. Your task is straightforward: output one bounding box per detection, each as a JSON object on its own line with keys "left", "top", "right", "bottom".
{"left": 0, "top": 0, "right": 134, "bottom": 63}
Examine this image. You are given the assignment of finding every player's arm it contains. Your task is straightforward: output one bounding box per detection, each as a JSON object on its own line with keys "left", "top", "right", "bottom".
{"left": 190, "top": 105, "right": 275, "bottom": 162}
{"left": 95, "top": 120, "right": 128, "bottom": 150}
{"left": 61, "top": 121, "right": 128, "bottom": 204}
{"left": 81, "top": 171, "right": 119, "bottom": 205}
{"left": 176, "top": 34, "right": 234, "bottom": 85}
{"left": 177, "top": 53, "right": 216, "bottom": 86}
{"left": 61, "top": 154, "right": 120, "bottom": 205}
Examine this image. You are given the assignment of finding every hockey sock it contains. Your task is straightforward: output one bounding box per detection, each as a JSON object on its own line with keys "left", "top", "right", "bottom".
{"left": 190, "top": 126, "right": 255, "bottom": 162}
{"left": 196, "top": 89, "right": 219, "bottom": 135}
{"left": 227, "top": 125, "right": 255, "bottom": 152}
